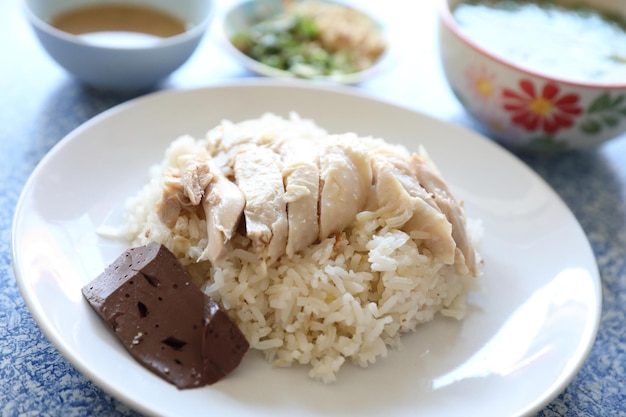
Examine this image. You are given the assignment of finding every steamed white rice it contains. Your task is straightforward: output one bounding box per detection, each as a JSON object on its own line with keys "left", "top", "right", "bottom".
{"left": 123, "top": 113, "right": 482, "bottom": 383}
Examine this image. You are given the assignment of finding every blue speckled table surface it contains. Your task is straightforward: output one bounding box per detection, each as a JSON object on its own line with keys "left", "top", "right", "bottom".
{"left": 1, "top": 0, "right": 625, "bottom": 415}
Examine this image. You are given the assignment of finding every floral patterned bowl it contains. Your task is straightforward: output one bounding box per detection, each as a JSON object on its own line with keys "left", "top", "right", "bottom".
{"left": 438, "top": 0, "right": 626, "bottom": 152}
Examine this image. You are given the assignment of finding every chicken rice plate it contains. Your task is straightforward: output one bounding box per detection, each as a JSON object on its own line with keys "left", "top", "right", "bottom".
{"left": 122, "top": 113, "right": 482, "bottom": 382}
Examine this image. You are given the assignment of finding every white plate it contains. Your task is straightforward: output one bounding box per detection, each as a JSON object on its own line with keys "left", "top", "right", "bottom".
{"left": 12, "top": 81, "right": 601, "bottom": 417}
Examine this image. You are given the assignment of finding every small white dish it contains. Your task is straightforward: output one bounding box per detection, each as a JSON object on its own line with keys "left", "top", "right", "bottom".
{"left": 218, "top": 0, "right": 395, "bottom": 84}
{"left": 12, "top": 81, "right": 601, "bottom": 417}
{"left": 23, "top": 0, "right": 214, "bottom": 91}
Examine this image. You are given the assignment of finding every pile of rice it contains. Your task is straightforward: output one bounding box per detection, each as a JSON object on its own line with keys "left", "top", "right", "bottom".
{"left": 123, "top": 113, "right": 482, "bottom": 383}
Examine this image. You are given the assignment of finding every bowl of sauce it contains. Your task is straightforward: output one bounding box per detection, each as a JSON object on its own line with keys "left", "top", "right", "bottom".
{"left": 438, "top": 0, "right": 626, "bottom": 151}
{"left": 24, "top": 0, "right": 214, "bottom": 91}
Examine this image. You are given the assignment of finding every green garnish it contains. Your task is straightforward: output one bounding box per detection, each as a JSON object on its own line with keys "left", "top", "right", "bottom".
{"left": 231, "top": 2, "right": 384, "bottom": 79}
{"left": 609, "top": 54, "right": 626, "bottom": 64}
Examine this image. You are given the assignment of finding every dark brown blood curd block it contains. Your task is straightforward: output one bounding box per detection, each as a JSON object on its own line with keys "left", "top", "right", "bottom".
{"left": 82, "top": 241, "right": 249, "bottom": 389}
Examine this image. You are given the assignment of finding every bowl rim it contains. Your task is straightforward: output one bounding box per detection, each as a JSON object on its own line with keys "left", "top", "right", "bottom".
{"left": 438, "top": 0, "right": 626, "bottom": 89}
{"left": 22, "top": 0, "right": 214, "bottom": 52}
{"left": 216, "top": 0, "right": 398, "bottom": 85}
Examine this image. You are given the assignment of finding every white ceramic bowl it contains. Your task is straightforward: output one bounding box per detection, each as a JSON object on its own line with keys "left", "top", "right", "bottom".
{"left": 218, "top": 0, "right": 394, "bottom": 84}
{"left": 24, "top": 0, "right": 214, "bottom": 91}
{"left": 438, "top": 0, "right": 626, "bottom": 152}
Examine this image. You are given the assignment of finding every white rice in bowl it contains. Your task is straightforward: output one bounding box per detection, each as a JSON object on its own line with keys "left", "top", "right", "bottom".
{"left": 123, "top": 113, "right": 482, "bottom": 383}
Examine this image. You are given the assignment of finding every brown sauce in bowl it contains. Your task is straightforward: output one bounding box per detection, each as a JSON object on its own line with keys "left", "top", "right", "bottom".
{"left": 50, "top": 4, "right": 187, "bottom": 47}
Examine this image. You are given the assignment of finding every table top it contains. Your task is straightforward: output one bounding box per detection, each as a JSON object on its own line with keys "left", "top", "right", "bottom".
{"left": 1, "top": 0, "right": 625, "bottom": 416}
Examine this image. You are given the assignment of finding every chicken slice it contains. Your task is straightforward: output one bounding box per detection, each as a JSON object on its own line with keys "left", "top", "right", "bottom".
{"left": 181, "top": 159, "right": 213, "bottom": 205}
{"left": 234, "top": 145, "right": 288, "bottom": 265}
{"left": 280, "top": 139, "right": 320, "bottom": 257}
{"left": 157, "top": 160, "right": 213, "bottom": 228}
{"left": 319, "top": 139, "right": 372, "bottom": 239}
{"left": 371, "top": 155, "right": 456, "bottom": 264}
{"left": 157, "top": 173, "right": 185, "bottom": 228}
{"left": 199, "top": 157, "right": 245, "bottom": 265}
{"left": 411, "top": 149, "right": 477, "bottom": 275}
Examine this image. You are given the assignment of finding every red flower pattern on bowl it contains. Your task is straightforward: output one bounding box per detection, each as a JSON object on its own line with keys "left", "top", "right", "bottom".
{"left": 502, "top": 80, "right": 583, "bottom": 135}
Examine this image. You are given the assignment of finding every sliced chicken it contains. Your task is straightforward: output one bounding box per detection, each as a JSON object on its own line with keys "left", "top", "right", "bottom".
{"left": 234, "top": 145, "right": 288, "bottom": 265}
{"left": 157, "top": 116, "right": 477, "bottom": 273}
{"left": 207, "top": 114, "right": 314, "bottom": 161}
{"left": 157, "top": 160, "right": 213, "bottom": 228}
{"left": 181, "top": 159, "right": 213, "bottom": 205}
{"left": 157, "top": 172, "right": 185, "bottom": 228}
{"left": 319, "top": 138, "right": 372, "bottom": 239}
{"left": 411, "top": 150, "right": 477, "bottom": 275}
{"left": 199, "top": 157, "right": 246, "bottom": 265}
{"left": 280, "top": 139, "right": 320, "bottom": 257}
{"left": 371, "top": 155, "right": 456, "bottom": 265}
